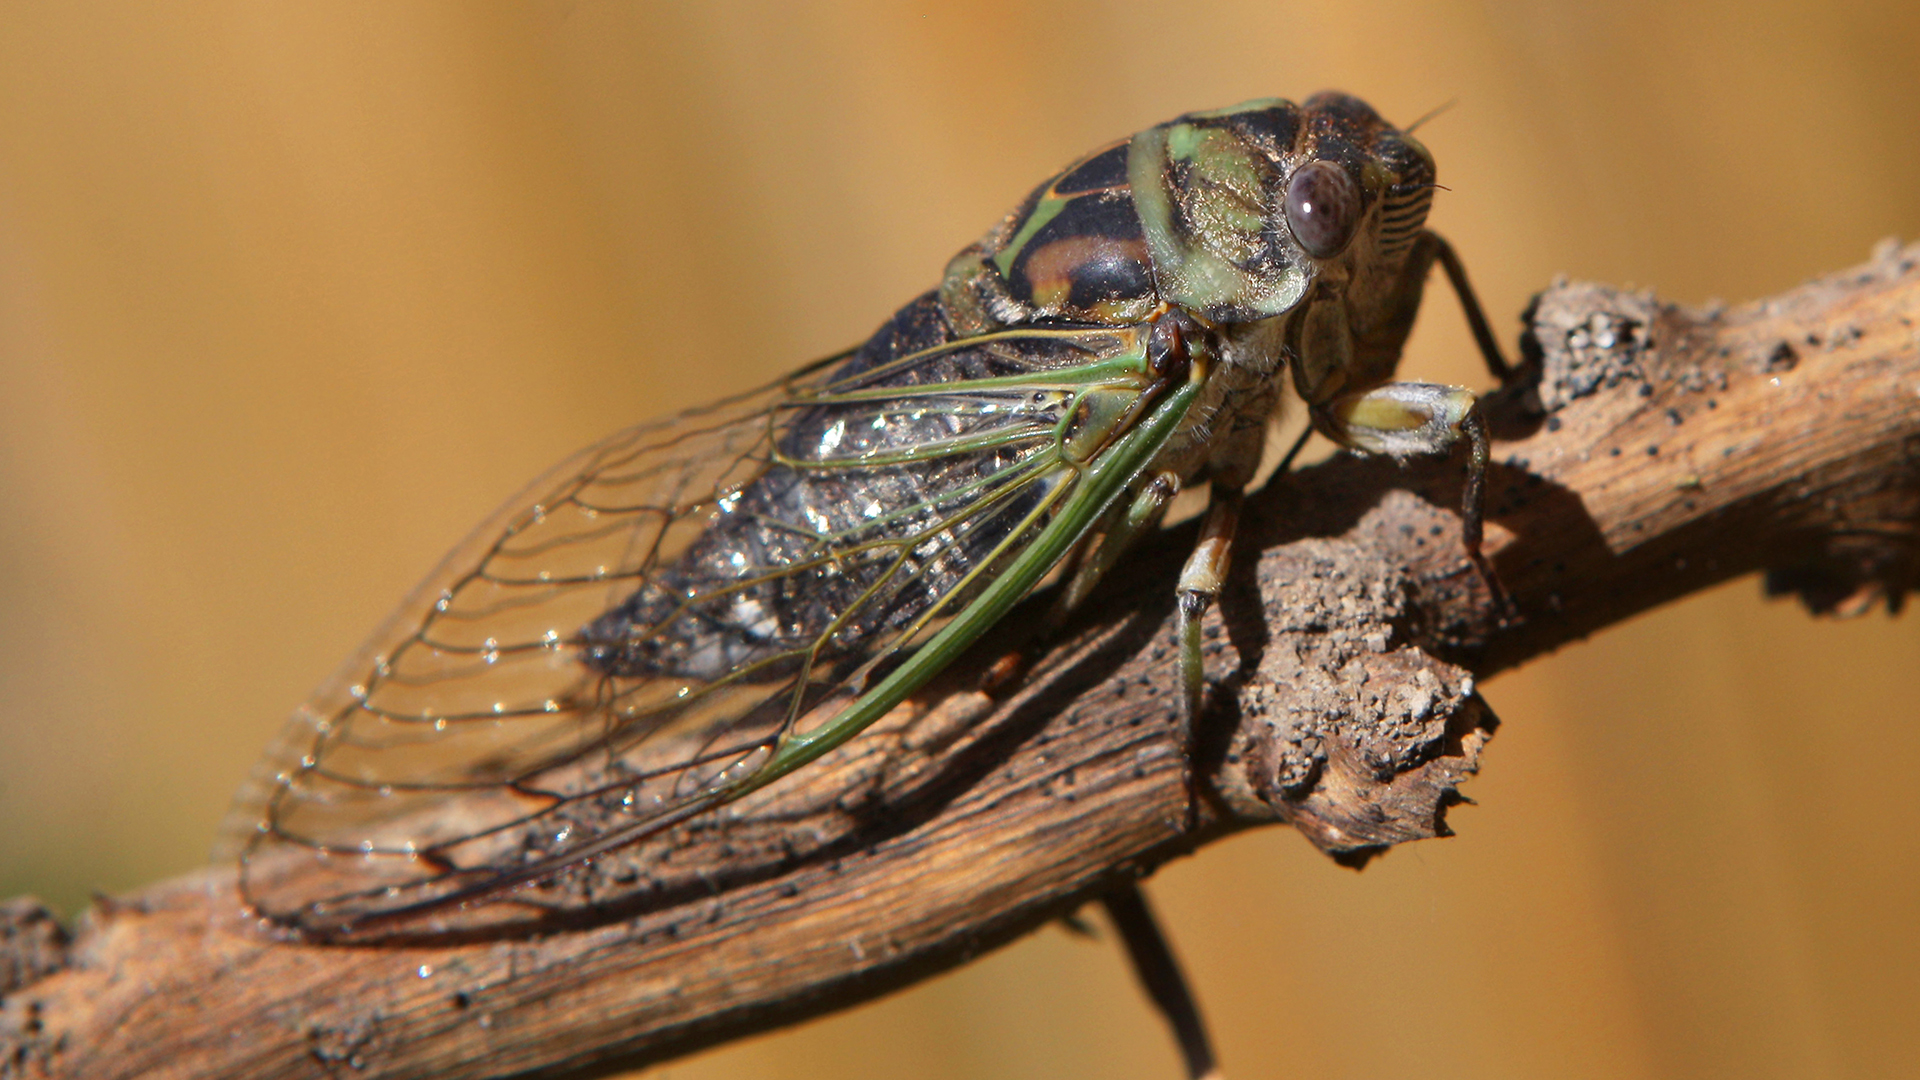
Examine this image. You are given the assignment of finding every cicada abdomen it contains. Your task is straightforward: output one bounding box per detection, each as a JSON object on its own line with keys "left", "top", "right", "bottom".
{"left": 228, "top": 93, "right": 1505, "bottom": 940}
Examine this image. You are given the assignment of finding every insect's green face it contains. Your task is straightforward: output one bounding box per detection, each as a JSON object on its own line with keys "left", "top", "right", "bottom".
{"left": 1128, "top": 93, "right": 1437, "bottom": 326}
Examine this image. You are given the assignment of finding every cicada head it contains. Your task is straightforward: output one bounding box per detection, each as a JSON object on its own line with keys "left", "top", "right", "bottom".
{"left": 1126, "top": 93, "right": 1438, "bottom": 328}
{"left": 1290, "top": 92, "right": 1438, "bottom": 283}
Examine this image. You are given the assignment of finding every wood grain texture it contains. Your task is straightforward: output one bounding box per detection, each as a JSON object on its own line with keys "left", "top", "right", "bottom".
{"left": 3, "top": 245, "right": 1917, "bottom": 1080}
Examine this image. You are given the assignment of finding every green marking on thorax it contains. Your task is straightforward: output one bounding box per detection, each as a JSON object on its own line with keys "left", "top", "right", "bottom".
{"left": 1128, "top": 119, "right": 1308, "bottom": 319}
{"left": 1165, "top": 122, "right": 1206, "bottom": 162}
{"left": 992, "top": 192, "right": 1072, "bottom": 279}
{"left": 1168, "top": 124, "right": 1269, "bottom": 238}
{"left": 1128, "top": 125, "right": 1179, "bottom": 281}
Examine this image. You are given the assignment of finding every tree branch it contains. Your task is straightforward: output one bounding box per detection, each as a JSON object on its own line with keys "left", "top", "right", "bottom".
{"left": 5, "top": 242, "right": 1917, "bottom": 1080}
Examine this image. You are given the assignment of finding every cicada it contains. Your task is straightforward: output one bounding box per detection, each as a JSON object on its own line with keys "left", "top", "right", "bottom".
{"left": 227, "top": 92, "right": 1508, "bottom": 940}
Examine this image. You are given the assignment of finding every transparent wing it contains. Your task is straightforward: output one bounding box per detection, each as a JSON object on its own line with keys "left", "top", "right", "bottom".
{"left": 225, "top": 309, "right": 1163, "bottom": 938}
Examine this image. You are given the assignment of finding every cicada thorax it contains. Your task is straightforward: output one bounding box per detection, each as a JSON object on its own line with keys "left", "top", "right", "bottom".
{"left": 938, "top": 139, "right": 1161, "bottom": 329}
{"left": 938, "top": 103, "right": 1320, "bottom": 333}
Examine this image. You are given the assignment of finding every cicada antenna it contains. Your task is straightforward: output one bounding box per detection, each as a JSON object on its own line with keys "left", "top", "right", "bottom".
{"left": 1404, "top": 98, "right": 1459, "bottom": 134}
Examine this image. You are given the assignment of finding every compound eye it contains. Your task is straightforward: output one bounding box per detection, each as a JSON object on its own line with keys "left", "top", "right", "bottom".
{"left": 1284, "top": 160, "right": 1362, "bottom": 260}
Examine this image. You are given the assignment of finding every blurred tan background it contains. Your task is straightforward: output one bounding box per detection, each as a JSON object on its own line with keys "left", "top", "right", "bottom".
{"left": 2, "top": 2, "right": 1918, "bottom": 1078}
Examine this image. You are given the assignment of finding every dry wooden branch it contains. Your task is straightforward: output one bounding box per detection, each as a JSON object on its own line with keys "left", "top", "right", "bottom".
{"left": 4, "top": 242, "right": 1917, "bottom": 1080}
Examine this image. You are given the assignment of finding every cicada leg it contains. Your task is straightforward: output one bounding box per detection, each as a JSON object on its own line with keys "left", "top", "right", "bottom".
{"left": 976, "top": 472, "right": 1182, "bottom": 698}
{"left": 1313, "top": 380, "right": 1511, "bottom": 613}
{"left": 1050, "top": 471, "right": 1183, "bottom": 625}
{"left": 1101, "top": 882, "right": 1223, "bottom": 1080}
{"left": 1009, "top": 472, "right": 1225, "bottom": 1080}
{"left": 1424, "top": 229, "right": 1514, "bottom": 383}
{"left": 1175, "top": 484, "right": 1243, "bottom": 724}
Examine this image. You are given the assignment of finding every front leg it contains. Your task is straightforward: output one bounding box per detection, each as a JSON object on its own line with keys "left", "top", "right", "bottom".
{"left": 1314, "top": 380, "right": 1508, "bottom": 610}
{"left": 1424, "top": 229, "right": 1514, "bottom": 383}
{"left": 1171, "top": 397, "right": 1270, "bottom": 724}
